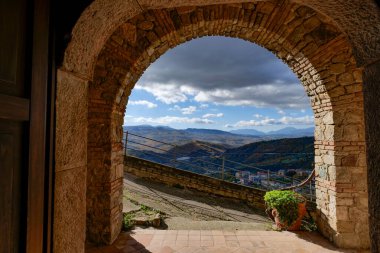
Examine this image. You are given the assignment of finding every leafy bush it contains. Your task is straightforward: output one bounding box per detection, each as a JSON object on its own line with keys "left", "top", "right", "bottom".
{"left": 264, "top": 190, "right": 305, "bottom": 228}
{"left": 122, "top": 213, "right": 134, "bottom": 231}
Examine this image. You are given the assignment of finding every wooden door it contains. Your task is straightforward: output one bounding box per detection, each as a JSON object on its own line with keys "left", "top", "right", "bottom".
{"left": 0, "top": 0, "right": 29, "bottom": 251}
{"left": 0, "top": 0, "right": 52, "bottom": 252}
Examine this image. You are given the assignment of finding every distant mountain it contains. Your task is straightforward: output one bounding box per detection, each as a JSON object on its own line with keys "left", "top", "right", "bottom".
{"left": 266, "top": 127, "right": 314, "bottom": 137}
{"left": 124, "top": 125, "right": 264, "bottom": 148}
{"left": 230, "top": 129, "right": 266, "bottom": 136}
{"left": 185, "top": 128, "right": 238, "bottom": 136}
{"left": 127, "top": 136, "right": 314, "bottom": 176}
{"left": 230, "top": 127, "right": 314, "bottom": 138}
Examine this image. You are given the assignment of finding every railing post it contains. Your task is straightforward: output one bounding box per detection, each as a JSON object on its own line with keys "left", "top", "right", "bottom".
{"left": 309, "top": 180, "right": 313, "bottom": 201}
{"left": 221, "top": 155, "right": 225, "bottom": 180}
{"left": 124, "top": 131, "right": 128, "bottom": 157}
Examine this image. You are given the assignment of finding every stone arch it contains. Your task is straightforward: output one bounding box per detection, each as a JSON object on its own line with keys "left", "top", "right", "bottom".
{"left": 62, "top": 0, "right": 380, "bottom": 76}
{"left": 55, "top": 1, "right": 376, "bottom": 252}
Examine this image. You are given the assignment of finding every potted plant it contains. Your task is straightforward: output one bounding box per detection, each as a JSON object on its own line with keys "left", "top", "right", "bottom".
{"left": 264, "top": 190, "right": 306, "bottom": 231}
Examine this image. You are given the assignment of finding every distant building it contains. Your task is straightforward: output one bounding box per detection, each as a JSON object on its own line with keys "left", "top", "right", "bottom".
{"left": 236, "top": 170, "right": 250, "bottom": 179}
{"left": 239, "top": 179, "right": 247, "bottom": 185}
{"left": 241, "top": 171, "right": 250, "bottom": 178}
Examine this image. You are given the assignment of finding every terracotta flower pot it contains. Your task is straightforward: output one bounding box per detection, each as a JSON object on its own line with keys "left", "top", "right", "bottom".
{"left": 271, "top": 202, "right": 307, "bottom": 231}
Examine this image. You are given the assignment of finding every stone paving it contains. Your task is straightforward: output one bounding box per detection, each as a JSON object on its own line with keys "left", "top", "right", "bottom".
{"left": 86, "top": 229, "right": 368, "bottom": 253}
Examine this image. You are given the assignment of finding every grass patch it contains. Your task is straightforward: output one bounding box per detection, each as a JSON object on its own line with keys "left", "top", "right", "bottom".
{"left": 122, "top": 196, "right": 166, "bottom": 231}
{"left": 122, "top": 213, "right": 135, "bottom": 231}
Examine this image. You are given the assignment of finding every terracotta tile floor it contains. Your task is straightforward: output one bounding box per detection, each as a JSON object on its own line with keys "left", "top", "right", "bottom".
{"left": 86, "top": 230, "right": 369, "bottom": 253}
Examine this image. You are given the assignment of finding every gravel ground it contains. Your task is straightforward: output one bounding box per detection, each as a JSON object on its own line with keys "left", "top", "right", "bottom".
{"left": 123, "top": 173, "right": 271, "bottom": 230}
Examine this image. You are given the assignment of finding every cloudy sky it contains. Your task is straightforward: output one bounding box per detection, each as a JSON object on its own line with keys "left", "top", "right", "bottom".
{"left": 124, "top": 36, "right": 314, "bottom": 132}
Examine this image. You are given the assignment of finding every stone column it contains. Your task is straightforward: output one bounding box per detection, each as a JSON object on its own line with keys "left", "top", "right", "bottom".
{"left": 86, "top": 93, "right": 124, "bottom": 245}
{"left": 54, "top": 69, "right": 89, "bottom": 253}
{"left": 362, "top": 60, "right": 380, "bottom": 253}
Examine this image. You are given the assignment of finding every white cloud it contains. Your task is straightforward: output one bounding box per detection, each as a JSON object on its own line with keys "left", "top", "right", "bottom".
{"left": 200, "top": 104, "right": 209, "bottom": 109}
{"left": 128, "top": 100, "right": 157, "bottom": 108}
{"left": 231, "top": 116, "right": 314, "bottom": 127}
{"left": 202, "top": 113, "right": 224, "bottom": 118}
{"left": 135, "top": 83, "right": 196, "bottom": 104}
{"left": 254, "top": 114, "right": 263, "bottom": 118}
{"left": 133, "top": 37, "right": 310, "bottom": 110}
{"left": 277, "top": 110, "right": 285, "bottom": 115}
{"left": 124, "top": 116, "right": 214, "bottom": 125}
{"left": 180, "top": 106, "right": 197, "bottom": 115}
{"left": 279, "top": 116, "right": 314, "bottom": 125}
{"left": 193, "top": 85, "right": 308, "bottom": 109}
{"left": 171, "top": 105, "right": 197, "bottom": 115}
{"left": 136, "top": 82, "right": 309, "bottom": 109}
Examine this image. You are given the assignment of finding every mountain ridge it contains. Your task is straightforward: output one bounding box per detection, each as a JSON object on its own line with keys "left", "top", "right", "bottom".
{"left": 124, "top": 125, "right": 266, "bottom": 147}
{"left": 125, "top": 125, "right": 314, "bottom": 141}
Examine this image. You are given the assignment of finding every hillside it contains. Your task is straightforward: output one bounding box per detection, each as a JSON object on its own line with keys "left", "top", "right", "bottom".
{"left": 166, "top": 141, "right": 228, "bottom": 158}
{"left": 224, "top": 137, "right": 314, "bottom": 171}
{"left": 124, "top": 125, "right": 264, "bottom": 148}
{"left": 124, "top": 125, "right": 314, "bottom": 148}
{"left": 126, "top": 131, "right": 314, "bottom": 175}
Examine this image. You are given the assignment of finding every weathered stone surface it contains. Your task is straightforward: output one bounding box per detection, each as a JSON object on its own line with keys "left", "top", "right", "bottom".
{"left": 56, "top": 70, "right": 88, "bottom": 172}
{"left": 63, "top": 0, "right": 142, "bottom": 76}
{"left": 291, "top": 0, "right": 380, "bottom": 66}
{"left": 131, "top": 213, "right": 161, "bottom": 227}
{"left": 363, "top": 61, "right": 380, "bottom": 252}
{"left": 56, "top": 0, "right": 375, "bottom": 250}
{"left": 54, "top": 166, "right": 86, "bottom": 253}
{"left": 137, "top": 21, "right": 154, "bottom": 30}
{"left": 138, "top": 0, "right": 253, "bottom": 9}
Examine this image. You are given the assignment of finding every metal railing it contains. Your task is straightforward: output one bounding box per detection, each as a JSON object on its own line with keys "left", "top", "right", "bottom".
{"left": 123, "top": 131, "right": 316, "bottom": 202}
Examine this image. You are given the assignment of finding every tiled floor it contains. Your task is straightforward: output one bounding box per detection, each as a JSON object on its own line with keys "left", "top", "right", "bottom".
{"left": 86, "top": 229, "right": 369, "bottom": 253}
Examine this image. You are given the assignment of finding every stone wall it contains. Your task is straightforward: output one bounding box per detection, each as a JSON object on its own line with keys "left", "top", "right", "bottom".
{"left": 89, "top": 3, "right": 368, "bottom": 248}
{"left": 363, "top": 61, "right": 380, "bottom": 252}
{"left": 124, "top": 156, "right": 266, "bottom": 210}
{"left": 55, "top": 0, "right": 379, "bottom": 251}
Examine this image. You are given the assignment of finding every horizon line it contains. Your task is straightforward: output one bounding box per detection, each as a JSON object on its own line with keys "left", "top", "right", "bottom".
{"left": 122, "top": 124, "right": 315, "bottom": 133}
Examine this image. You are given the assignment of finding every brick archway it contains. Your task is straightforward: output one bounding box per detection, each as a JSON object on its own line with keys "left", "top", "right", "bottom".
{"left": 55, "top": 1, "right": 379, "bottom": 252}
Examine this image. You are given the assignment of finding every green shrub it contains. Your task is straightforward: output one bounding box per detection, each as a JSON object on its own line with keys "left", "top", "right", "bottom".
{"left": 264, "top": 190, "right": 305, "bottom": 227}
{"left": 122, "top": 213, "right": 134, "bottom": 231}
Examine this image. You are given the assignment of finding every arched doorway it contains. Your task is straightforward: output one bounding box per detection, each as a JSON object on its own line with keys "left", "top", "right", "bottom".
{"left": 54, "top": 1, "right": 377, "bottom": 252}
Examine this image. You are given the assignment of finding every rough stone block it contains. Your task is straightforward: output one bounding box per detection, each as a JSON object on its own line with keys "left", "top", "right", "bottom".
{"left": 334, "top": 233, "right": 361, "bottom": 248}
{"left": 56, "top": 70, "right": 88, "bottom": 172}
{"left": 54, "top": 166, "right": 87, "bottom": 253}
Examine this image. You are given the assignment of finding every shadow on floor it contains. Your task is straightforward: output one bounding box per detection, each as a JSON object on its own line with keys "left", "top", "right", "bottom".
{"left": 86, "top": 231, "right": 152, "bottom": 253}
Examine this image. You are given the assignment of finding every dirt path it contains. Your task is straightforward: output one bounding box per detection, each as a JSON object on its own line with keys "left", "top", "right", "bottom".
{"left": 123, "top": 173, "right": 271, "bottom": 230}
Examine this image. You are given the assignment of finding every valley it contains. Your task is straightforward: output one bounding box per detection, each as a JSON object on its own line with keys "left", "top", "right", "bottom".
{"left": 124, "top": 125, "right": 314, "bottom": 189}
